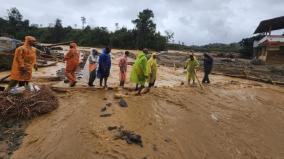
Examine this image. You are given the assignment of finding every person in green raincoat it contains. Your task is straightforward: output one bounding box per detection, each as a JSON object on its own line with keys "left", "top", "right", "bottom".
{"left": 184, "top": 55, "right": 199, "bottom": 85}
{"left": 130, "top": 49, "right": 148, "bottom": 94}
{"left": 146, "top": 53, "right": 157, "bottom": 88}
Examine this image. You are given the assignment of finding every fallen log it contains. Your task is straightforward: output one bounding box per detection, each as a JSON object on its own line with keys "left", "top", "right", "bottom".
{"left": 33, "top": 76, "right": 62, "bottom": 82}
{"left": 50, "top": 86, "right": 69, "bottom": 93}
{"left": 0, "top": 75, "right": 10, "bottom": 84}
{"left": 212, "top": 72, "right": 284, "bottom": 86}
{"left": 37, "top": 61, "right": 58, "bottom": 68}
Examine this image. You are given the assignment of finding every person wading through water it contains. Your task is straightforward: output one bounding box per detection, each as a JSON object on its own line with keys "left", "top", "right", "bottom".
{"left": 64, "top": 42, "right": 80, "bottom": 87}
{"left": 202, "top": 53, "right": 213, "bottom": 84}
{"left": 97, "top": 47, "right": 111, "bottom": 88}
{"left": 118, "top": 51, "right": 129, "bottom": 87}
{"left": 130, "top": 48, "right": 148, "bottom": 95}
{"left": 6, "top": 36, "right": 38, "bottom": 90}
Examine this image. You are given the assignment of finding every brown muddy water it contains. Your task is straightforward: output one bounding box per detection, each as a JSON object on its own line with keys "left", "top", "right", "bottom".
{"left": 11, "top": 81, "right": 284, "bottom": 159}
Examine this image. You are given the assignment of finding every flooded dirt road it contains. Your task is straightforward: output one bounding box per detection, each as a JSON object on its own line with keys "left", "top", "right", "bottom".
{"left": 4, "top": 49, "right": 284, "bottom": 159}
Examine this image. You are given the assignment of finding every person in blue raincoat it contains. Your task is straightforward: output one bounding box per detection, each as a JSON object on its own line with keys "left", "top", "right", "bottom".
{"left": 97, "top": 47, "right": 111, "bottom": 88}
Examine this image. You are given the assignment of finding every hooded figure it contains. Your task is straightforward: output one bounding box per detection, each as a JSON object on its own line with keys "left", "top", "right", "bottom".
{"left": 97, "top": 47, "right": 111, "bottom": 88}
{"left": 202, "top": 53, "right": 213, "bottom": 84}
{"left": 130, "top": 49, "right": 148, "bottom": 94}
{"left": 83, "top": 48, "right": 99, "bottom": 86}
{"left": 6, "top": 36, "right": 37, "bottom": 90}
{"left": 118, "top": 51, "right": 129, "bottom": 87}
{"left": 146, "top": 53, "right": 158, "bottom": 88}
{"left": 64, "top": 42, "right": 80, "bottom": 87}
{"left": 184, "top": 55, "right": 199, "bottom": 85}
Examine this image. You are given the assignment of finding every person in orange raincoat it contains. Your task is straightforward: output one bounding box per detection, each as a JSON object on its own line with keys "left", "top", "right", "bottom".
{"left": 118, "top": 51, "right": 129, "bottom": 87}
{"left": 6, "top": 36, "right": 38, "bottom": 90}
{"left": 64, "top": 42, "right": 80, "bottom": 87}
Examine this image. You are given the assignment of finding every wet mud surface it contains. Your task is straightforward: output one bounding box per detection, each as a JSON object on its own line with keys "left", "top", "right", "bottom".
{"left": 10, "top": 81, "right": 284, "bottom": 159}
{"left": 0, "top": 119, "right": 28, "bottom": 159}
{"left": 0, "top": 48, "right": 283, "bottom": 159}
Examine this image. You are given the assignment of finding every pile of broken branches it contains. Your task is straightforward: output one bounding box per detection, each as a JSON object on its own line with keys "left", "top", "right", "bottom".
{"left": 0, "top": 86, "right": 59, "bottom": 121}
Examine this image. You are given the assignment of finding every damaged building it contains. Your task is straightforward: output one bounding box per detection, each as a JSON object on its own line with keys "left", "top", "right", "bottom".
{"left": 253, "top": 16, "right": 284, "bottom": 64}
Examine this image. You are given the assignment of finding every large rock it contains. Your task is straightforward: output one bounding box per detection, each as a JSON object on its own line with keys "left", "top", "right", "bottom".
{"left": 0, "top": 37, "right": 21, "bottom": 71}
{"left": 0, "top": 53, "right": 14, "bottom": 71}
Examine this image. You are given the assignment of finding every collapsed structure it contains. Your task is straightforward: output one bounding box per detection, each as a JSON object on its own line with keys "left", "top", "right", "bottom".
{"left": 253, "top": 16, "right": 284, "bottom": 64}
{"left": 0, "top": 37, "right": 70, "bottom": 71}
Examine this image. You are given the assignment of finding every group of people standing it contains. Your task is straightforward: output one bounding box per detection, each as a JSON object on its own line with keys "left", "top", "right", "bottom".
{"left": 85, "top": 48, "right": 158, "bottom": 94}
{"left": 64, "top": 45, "right": 112, "bottom": 88}
{"left": 130, "top": 49, "right": 158, "bottom": 94}
{"left": 5, "top": 36, "right": 213, "bottom": 93}
{"left": 64, "top": 45, "right": 158, "bottom": 95}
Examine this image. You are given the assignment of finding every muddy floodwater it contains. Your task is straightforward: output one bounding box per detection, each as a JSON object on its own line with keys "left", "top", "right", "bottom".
{"left": 11, "top": 81, "right": 284, "bottom": 159}
{"left": 2, "top": 49, "right": 284, "bottom": 159}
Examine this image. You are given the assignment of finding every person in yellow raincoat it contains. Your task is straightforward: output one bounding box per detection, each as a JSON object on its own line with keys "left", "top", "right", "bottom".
{"left": 130, "top": 49, "right": 148, "bottom": 94}
{"left": 146, "top": 53, "right": 157, "bottom": 88}
{"left": 184, "top": 55, "right": 199, "bottom": 85}
{"left": 64, "top": 42, "right": 80, "bottom": 87}
{"left": 6, "top": 36, "right": 37, "bottom": 90}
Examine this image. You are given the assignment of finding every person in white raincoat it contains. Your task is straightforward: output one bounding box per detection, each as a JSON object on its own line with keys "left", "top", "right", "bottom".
{"left": 83, "top": 48, "right": 100, "bottom": 86}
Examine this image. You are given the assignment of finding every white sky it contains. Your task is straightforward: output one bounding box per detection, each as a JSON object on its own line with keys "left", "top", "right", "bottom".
{"left": 0, "top": 0, "right": 284, "bottom": 45}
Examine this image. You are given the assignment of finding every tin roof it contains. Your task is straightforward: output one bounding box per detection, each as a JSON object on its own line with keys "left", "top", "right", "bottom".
{"left": 254, "top": 16, "right": 284, "bottom": 34}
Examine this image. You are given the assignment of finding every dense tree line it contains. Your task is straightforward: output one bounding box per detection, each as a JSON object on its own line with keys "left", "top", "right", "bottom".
{"left": 0, "top": 8, "right": 167, "bottom": 51}
{"left": 239, "top": 34, "right": 265, "bottom": 58}
{"left": 0, "top": 7, "right": 264, "bottom": 57}
{"left": 190, "top": 43, "right": 241, "bottom": 53}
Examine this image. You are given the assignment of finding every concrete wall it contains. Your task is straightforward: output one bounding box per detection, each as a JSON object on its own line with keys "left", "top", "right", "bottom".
{"left": 254, "top": 47, "right": 267, "bottom": 62}
{"left": 254, "top": 46, "right": 284, "bottom": 64}
{"left": 266, "top": 46, "right": 284, "bottom": 64}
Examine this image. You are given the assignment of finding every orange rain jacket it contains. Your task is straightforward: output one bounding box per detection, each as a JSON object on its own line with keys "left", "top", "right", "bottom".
{"left": 10, "top": 36, "right": 37, "bottom": 81}
{"left": 64, "top": 43, "right": 80, "bottom": 72}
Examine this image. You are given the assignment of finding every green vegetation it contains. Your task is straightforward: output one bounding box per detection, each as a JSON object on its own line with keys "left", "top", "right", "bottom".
{"left": 167, "top": 43, "right": 241, "bottom": 54}
{"left": 239, "top": 34, "right": 265, "bottom": 58}
{"left": 0, "top": 8, "right": 167, "bottom": 51}
{"left": 0, "top": 7, "right": 264, "bottom": 57}
{"left": 190, "top": 43, "right": 241, "bottom": 53}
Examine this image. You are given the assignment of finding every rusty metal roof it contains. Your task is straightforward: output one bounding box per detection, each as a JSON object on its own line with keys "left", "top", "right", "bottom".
{"left": 254, "top": 16, "right": 284, "bottom": 34}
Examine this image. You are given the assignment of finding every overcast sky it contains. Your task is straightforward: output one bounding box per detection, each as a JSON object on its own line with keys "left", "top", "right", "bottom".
{"left": 0, "top": 0, "right": 284, "bottom": 45}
